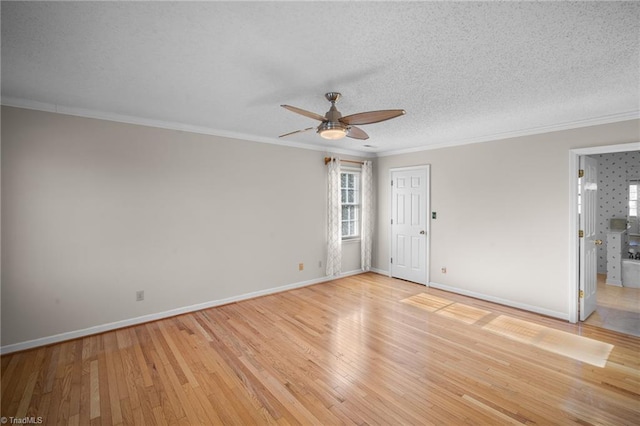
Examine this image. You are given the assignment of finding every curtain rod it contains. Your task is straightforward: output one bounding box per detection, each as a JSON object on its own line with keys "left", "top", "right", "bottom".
{"left": 324, "top": 157, "right": 365, "bottom": 165}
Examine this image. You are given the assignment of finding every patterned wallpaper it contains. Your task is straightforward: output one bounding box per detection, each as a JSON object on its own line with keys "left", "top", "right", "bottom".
{"left": 592, "top": 151, "right": 640, "bottom": 273}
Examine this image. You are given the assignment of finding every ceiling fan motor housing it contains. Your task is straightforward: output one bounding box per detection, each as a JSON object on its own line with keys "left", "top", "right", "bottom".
{"left": 324, "top": 104, "right": 343, "bottom": 123}
{"left": 319, "top": 95, "right": 349, "bottom": 139}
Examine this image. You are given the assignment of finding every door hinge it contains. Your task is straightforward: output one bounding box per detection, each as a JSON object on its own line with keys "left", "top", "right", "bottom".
{"left": 391, "top": 219, "right": 394, "bottom": 225}
{"left": 391, "top": 180, "right": 394, "bottom": 186}
{"left": 579, "top": 230, "right": 584, "bottom": 238}
{"left": 579, "top": 290, "right": 584, "bottom": 299}
{"left": 390, "top": 257, "right": 393, "bottom": 264}
{"left": 578, "top": 169, "right": 584, "bottom": 178}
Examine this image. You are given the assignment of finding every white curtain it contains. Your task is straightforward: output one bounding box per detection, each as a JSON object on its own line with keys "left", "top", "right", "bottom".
{"left": 326, "top": 157, "right": 342, "bottom": 276}
{"left": 361, "top": 160, "right": 373, "bottom": 271}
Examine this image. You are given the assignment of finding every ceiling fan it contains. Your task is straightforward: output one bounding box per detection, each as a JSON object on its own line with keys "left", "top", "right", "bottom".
{"left": 279, "top": 92, "right": 405, "bottom": 140}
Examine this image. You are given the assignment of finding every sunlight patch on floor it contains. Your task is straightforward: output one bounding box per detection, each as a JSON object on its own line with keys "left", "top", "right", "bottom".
{"left": 402, "top": 294, "right": 491, "bottom": 325}
{"left": 402, "top": 293, "right": 615, "bottom": 367}
{"left": 401, "top": 293, "right": 453, "bottom": 312}
{"left": 483, "top": 315, "right": 614, "bottom": 367}
{"left": 482, "top": 314, "right": 546, "bottom": 344}
{"left": 437, "top": 303, "right": 492, "bottom": 325}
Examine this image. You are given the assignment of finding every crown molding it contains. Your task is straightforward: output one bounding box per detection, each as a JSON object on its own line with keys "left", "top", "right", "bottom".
{"left": 1, "top": 97, "right": 375, "bottom": 159}
{"left": 3, "top": 96, "right": 636, "bottom": 159}
{"left": 376, "top": 110, "right": 640, "bottom": 157}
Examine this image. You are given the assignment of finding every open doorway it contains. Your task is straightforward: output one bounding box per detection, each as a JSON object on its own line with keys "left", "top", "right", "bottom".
{"left": 570, "top": 143, "right": 640, "bottom": 336}
{"left": 584, "top": 274, "right": 639, "bottom": 336}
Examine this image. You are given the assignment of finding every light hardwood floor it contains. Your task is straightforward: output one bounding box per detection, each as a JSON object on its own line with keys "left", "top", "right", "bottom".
{"left": 2, "top": 273, "right": 639, "bottom": 425}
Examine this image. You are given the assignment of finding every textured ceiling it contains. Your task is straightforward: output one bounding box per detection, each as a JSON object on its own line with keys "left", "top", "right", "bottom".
{"left": 2, "top": 1, "right": 639, "bottom": 155}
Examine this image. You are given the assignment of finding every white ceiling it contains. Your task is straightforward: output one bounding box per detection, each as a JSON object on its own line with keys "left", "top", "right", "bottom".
{"left": 2, "top": 1, "right": 639, "bottom": 156}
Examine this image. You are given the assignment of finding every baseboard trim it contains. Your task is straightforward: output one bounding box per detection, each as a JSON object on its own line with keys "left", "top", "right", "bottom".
{"left": 1, "top": 270, "right": 364, "bottom": 355}
{"left": 428, "top": 281, "right": 569, "bottom": 321}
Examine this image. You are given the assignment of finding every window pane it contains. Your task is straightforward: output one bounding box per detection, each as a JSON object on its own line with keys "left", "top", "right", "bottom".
{"left": 340, "top": 172, "right": 361, "bottom": 239}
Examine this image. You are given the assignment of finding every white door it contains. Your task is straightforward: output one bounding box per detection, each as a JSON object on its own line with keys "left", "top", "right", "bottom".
{"left": 391, "top": 167, "right": 429, "bottom": 285}
{"left": 579, "top": 156, "right": 598, "bottom": 321}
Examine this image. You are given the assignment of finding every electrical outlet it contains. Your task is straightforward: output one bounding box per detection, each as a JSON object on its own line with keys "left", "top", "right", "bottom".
{"left": 441, "top": 267, "right": 447, "bottom": 274}
{"left": 136, "top": 290, "right": 144, "bottom": 301}
{"left": 299, "top": 263, "right": 304, "bottom": 271}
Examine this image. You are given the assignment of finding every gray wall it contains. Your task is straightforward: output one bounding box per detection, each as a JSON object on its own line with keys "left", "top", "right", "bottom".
{"left": 1, "top": 106, "right": 364, "bottom": 347}
{"left": 373, "top": 120, "right": 640, "bottom": 318}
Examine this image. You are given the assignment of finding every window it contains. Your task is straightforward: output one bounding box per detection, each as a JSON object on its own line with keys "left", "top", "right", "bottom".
{"left": 341, "top": 171, "right": 360, "bottom": 239}
{"left": 630, "top": 181, "right": 638, "bottom": 217}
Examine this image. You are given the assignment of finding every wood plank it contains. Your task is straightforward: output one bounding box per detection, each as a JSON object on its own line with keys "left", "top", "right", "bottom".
{"left": 102, "top": 333, "right": 123, "bottom": 425}
{"left": 89, "top": 360, "right": 100, "bottom": 420}
{"left": 15, "top": 349, "right": 46, "bottom": 417}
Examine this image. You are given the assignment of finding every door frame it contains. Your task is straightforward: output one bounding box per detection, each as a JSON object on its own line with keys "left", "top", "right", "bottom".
{"left": 568, "top": 142, "right": 640, "bottom": 323}
{"left": 389, "top": 165, "right": 431, "bottom": 285}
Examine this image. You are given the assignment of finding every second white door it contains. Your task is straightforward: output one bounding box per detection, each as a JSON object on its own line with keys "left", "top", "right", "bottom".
{"left": 579, "top": 155, "right": 598, "bottom": 321}
{"left": 391, "top": 166, "right": 429, "bottom": 285}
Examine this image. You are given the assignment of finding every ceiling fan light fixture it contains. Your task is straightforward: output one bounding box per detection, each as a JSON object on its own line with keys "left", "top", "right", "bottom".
{"left": 318, "top": 122, "right": 348, "bottom": 140}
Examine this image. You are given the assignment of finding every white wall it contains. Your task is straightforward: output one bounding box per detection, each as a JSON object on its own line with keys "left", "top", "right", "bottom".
{"left": 374, "top": 120, "right": 640, "bottom": 319}
{"left": 1, "top": 106, "right": 364, "bottom": 349}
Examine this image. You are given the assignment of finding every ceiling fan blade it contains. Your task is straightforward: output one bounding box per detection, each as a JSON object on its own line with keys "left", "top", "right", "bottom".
{"left": 279, "top": 127, "right": 315, "bottom": 138}
{"left": 281, "top": 105, "right": 326, "bottom": 122}
{"left": 340, "top": 109, "right": 406, "bottom": 125}
{"left": 347, "top": 126, "right": 369, "bottom": 140}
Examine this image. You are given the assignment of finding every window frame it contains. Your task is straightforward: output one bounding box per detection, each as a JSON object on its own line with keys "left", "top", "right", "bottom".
{"left": 340, "top": 168, "right": 361, "bottom": 241}
{"left": 630, "top": 181, "right": 638, "bottom": 218}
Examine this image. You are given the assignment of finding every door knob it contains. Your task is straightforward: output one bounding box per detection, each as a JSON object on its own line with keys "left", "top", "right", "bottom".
{"left": 420, "top": 230, "right": 425, "bottom": 235}
{"left": 594, "top": 239, "right": 603, "bottom": 245}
